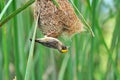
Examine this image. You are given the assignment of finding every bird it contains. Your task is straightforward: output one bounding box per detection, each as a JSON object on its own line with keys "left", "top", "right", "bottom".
{"left": 33, "top": 0, "right": 84, "bottom": 53}
{"left": 30, "top": 36, "right": 68, "bottom": 53}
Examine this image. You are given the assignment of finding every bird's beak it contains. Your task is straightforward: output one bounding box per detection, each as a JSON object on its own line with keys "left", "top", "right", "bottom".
{"left": 61, "top": 49, "right": 68, "bottom": 53}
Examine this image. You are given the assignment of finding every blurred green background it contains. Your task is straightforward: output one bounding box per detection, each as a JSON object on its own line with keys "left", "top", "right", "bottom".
{"left": 0, "top": 0, "right": 120, "bottom": 80}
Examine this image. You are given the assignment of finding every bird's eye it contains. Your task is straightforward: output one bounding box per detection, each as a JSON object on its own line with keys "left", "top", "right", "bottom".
{"left": 62, "top": 46, "right": 67, "bottom": 50}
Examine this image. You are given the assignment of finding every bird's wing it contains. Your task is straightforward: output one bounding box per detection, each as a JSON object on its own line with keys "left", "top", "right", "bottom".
{"left": 35, "top": 38, "right": 59, "bottom": 49}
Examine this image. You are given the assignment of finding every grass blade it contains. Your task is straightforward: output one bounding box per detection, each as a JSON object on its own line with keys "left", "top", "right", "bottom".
{"left": 70, "top": 0, "right": 95, "bottom": 37}
{"left": 0, "top": 0, "right": 13, "bottom": 20}
{"left": 2, "top": 26, "right": 9, "bottom": 80}
{"left": 12, "top": 0, "right": 21, "bottom": 79}
{"left": 0, "top": 0, "right": 35, "bottom": 27}
{"left": 52, "top": 0, "right": 60, "bottom": 8}
{"left": 58, "top": 54, "right": 70, "bottom": 80}
{"left": 24, "top": 16, "right": 38, "bottom": 80}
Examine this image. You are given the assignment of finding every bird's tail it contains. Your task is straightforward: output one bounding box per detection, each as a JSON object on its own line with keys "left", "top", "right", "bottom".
{"left": 30, "top": 38, "right": 42, "bottom": 43}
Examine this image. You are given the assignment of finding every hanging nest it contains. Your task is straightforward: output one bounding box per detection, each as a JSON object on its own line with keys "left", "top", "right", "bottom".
{"left": 34, "top": 0, "right": 83, "bottom": 38}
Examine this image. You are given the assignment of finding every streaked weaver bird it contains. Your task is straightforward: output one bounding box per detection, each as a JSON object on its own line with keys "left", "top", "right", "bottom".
{"left": 30, "top": 36, "right": 68, "bottom": 53}
{"left": 33, "top": 0, "right": 84, "bottom": 53}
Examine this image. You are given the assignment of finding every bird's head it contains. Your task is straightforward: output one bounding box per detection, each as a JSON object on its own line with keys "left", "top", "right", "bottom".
{"left": 58, "top": 45, "right": 68, "bottom": 53}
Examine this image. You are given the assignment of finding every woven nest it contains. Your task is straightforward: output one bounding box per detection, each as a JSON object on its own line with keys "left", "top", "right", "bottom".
{"left": 34, "top": 0, "right": 83, "bottom": 38}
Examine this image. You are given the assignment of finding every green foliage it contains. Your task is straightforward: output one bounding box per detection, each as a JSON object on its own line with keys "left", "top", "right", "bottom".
{"left": 0, "top": 0, "right": 120, "bottom": 80}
